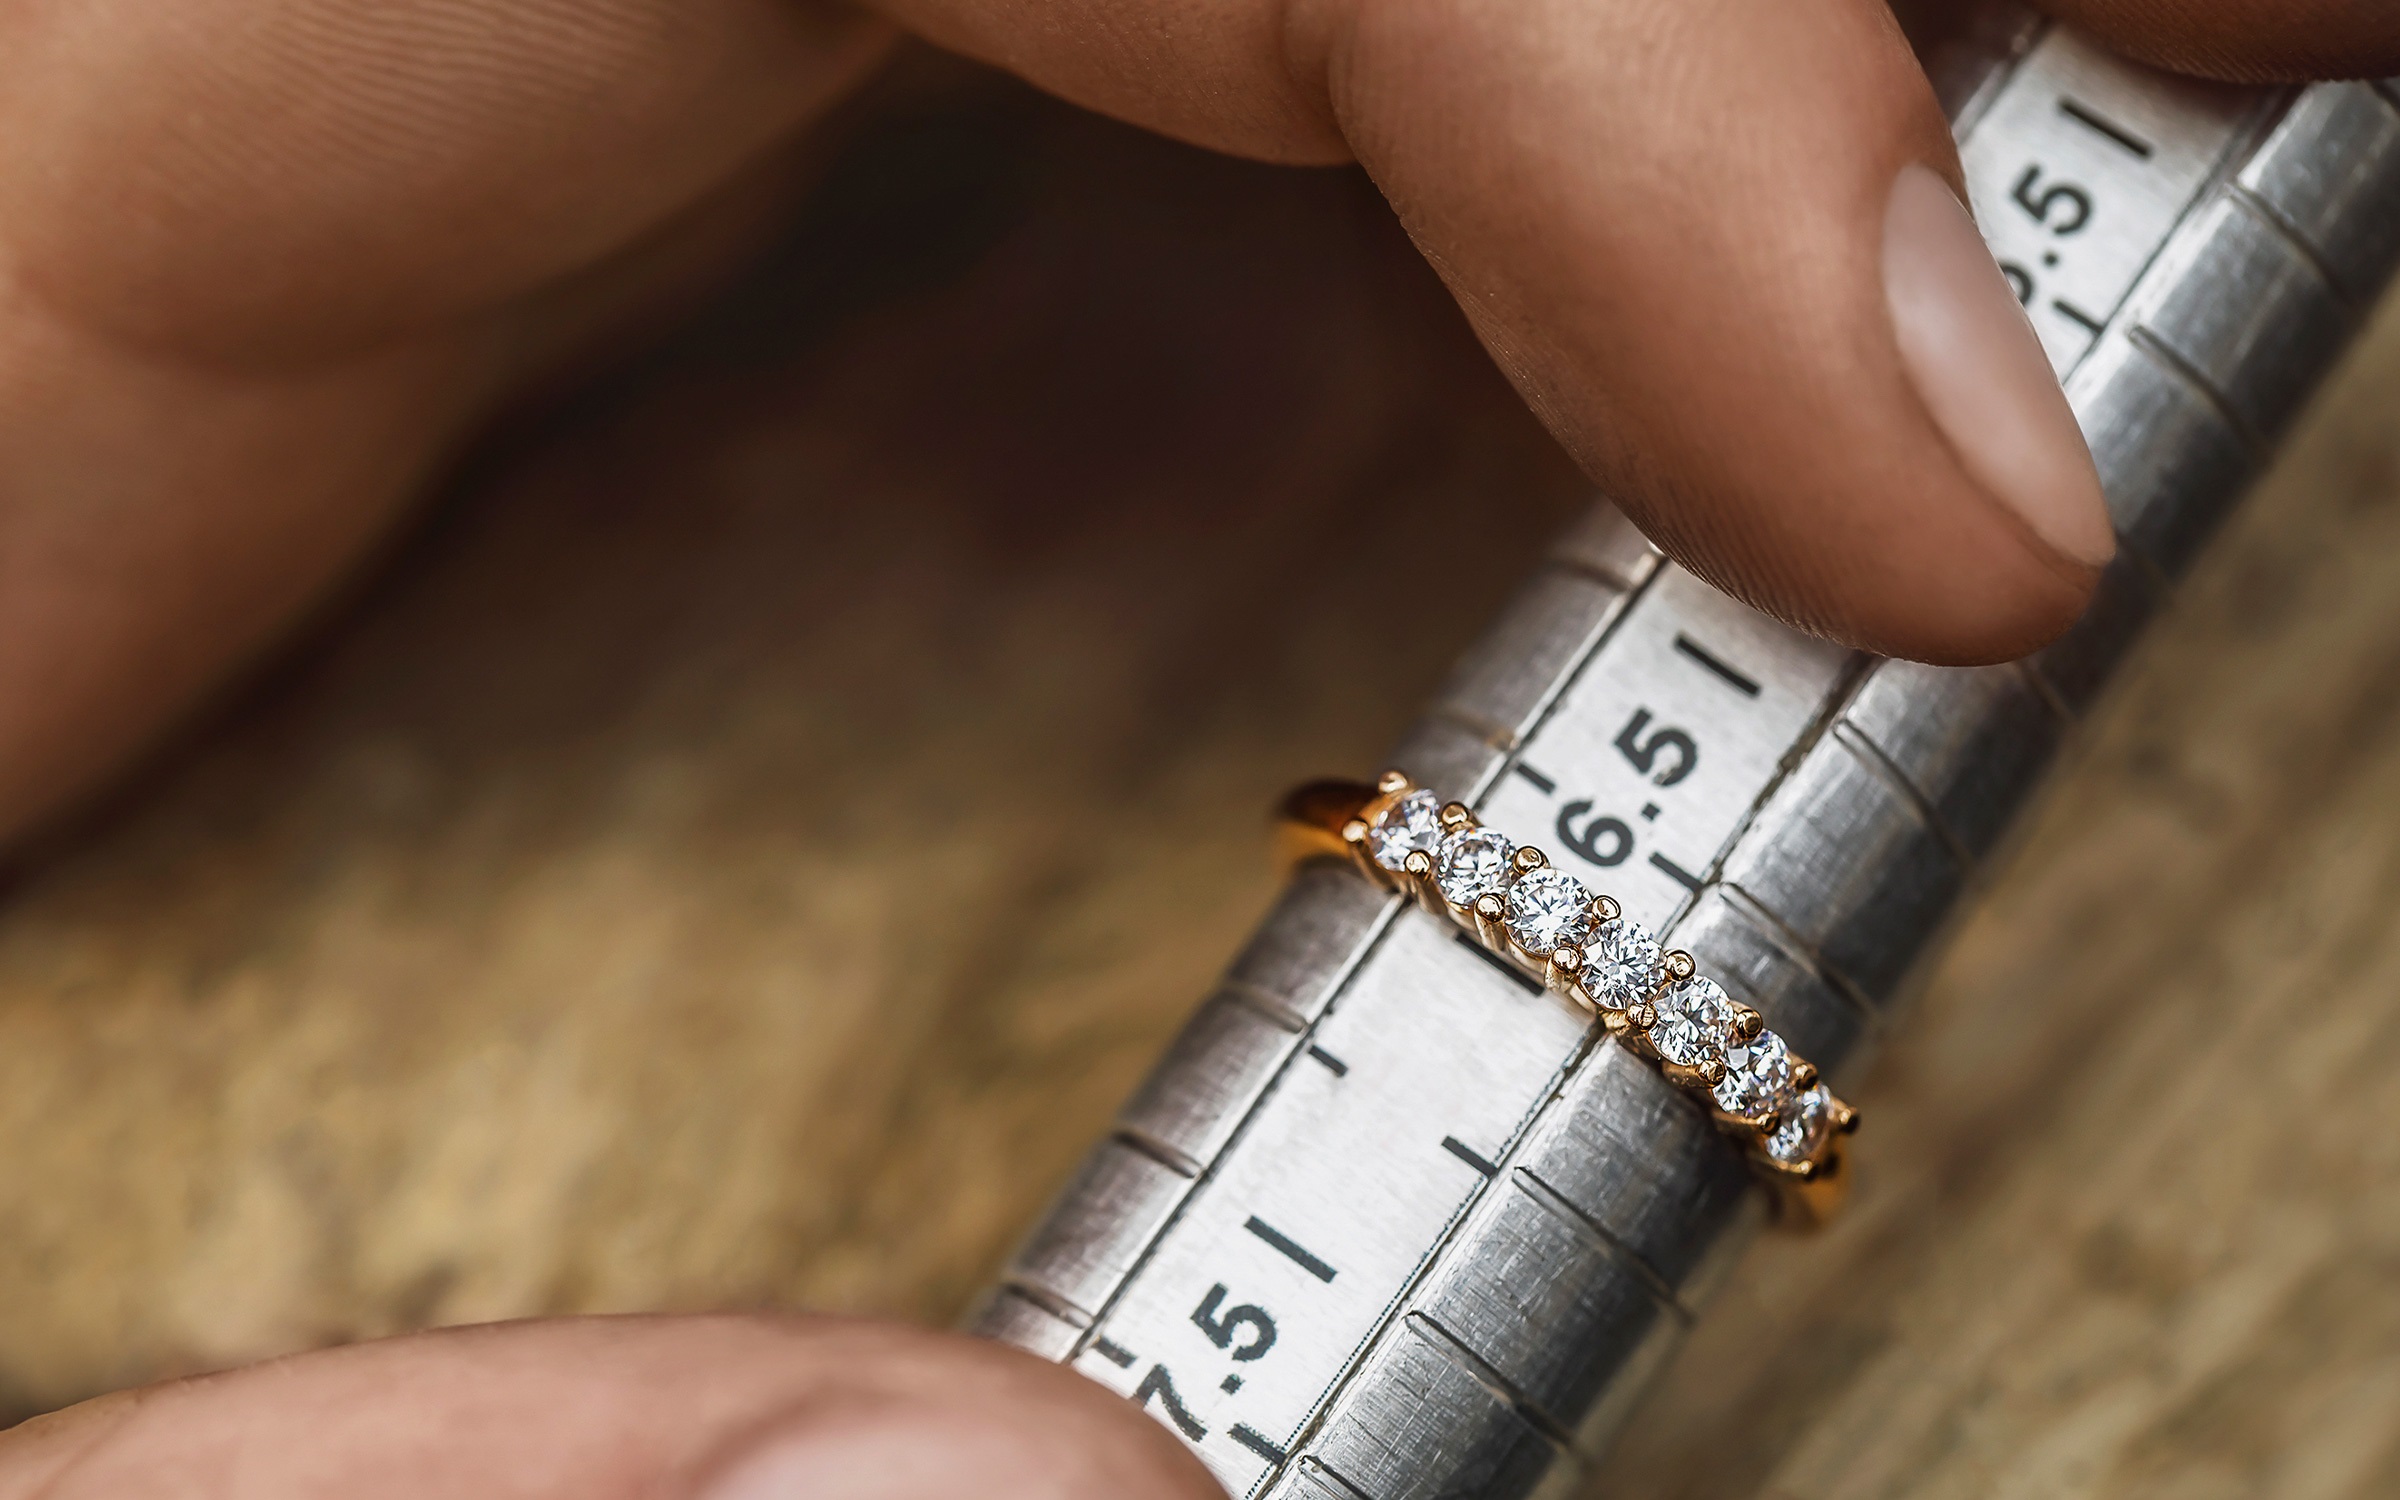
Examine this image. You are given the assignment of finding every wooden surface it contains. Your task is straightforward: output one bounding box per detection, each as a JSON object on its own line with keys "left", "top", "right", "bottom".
{"left": 2, "top": 63, "right": 2398, "bottom": 1499}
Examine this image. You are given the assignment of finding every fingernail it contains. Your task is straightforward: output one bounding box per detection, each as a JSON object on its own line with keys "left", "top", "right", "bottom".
{"left": 698, "top": 1402, "right": 1096, "bottom": 1500}
{"left": 1882, "top": 162, "right": 2114, "bottom": 568}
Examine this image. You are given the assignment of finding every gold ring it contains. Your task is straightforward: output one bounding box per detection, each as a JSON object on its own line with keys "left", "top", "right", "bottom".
{"left": 1279, "top": 770, "right": 1857, "bottom": 1223}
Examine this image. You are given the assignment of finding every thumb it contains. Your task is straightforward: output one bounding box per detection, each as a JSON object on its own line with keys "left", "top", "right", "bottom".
{"left": 0, "top": 1315, "right": 1225, "bottom": 1500}
{"left": 867, "top": 0, "right": 2109, "bottom": 663}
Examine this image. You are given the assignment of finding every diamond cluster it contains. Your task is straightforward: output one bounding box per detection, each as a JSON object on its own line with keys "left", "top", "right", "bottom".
{"left": 1360, "top": 774, "right": 1848, "bottom": 1176}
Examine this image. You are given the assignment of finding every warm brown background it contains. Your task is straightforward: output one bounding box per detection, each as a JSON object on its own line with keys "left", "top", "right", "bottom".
{"left": 1, "top": 55, "right": 2397, "bottom": 1500}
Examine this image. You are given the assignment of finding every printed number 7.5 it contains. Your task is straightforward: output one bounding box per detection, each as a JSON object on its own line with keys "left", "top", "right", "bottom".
{"left": 1191, "top": 1285, "right": 1277, "bottom": 1362}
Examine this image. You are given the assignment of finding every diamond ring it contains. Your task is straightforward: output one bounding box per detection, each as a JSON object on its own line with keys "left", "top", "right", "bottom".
{"left": 1279, "top": 770, "right": 1858, "bottom": 1222}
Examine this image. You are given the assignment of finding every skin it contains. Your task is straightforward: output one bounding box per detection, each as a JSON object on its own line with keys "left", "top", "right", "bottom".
{"left": 0, "top": 1, "right": 2393, "bottom": 1494}
{"left": 0, "top": 1317, "right": 1228, "bottom": 1498}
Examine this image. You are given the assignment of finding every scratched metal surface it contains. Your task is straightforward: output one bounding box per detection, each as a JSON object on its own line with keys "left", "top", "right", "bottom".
{"left": 0, "top": 41, "right": 2397, "bottom": 1500}
{"left": 977, "top": 30, "right": 2400, "bottom": 1498}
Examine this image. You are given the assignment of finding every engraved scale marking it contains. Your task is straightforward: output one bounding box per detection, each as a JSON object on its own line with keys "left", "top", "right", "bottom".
{"left": 1963, "top": 27, "right": 2259, "bottom": 373}
{"left": 1009, "top": 25, "right": 2291, "bottom": 1499}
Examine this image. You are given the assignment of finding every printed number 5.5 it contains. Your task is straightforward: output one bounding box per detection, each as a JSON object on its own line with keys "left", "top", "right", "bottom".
{"left": 2012, "top": 163, "right": 2092, "bottom": 235}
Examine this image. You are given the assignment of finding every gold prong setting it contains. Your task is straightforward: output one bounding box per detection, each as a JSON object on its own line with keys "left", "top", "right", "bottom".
{"left": 1583, "top": 915, "right": 1663, "bottom": 1015}
{"left": 1366, "top": 787, "right": 1446, "bottom": 873}
{"left": 1501, "top": 865, "right": 1598, "bottom": 958}
{"left": 1433, "top": 825, "right": 1515, "bottom": 908}
{"left": 1345, "top": 769, "right": 1856, "bottom": 1212}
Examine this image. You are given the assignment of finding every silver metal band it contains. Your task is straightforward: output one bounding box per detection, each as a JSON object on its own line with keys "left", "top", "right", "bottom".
{"left": 974, "top": 16, "right": 2400, "bottom": 1499}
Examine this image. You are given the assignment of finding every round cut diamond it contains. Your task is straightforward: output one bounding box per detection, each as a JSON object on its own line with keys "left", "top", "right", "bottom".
{"left": 1502, "top": 867, "right": 1594, "bottom": 955}
{"left": 1648, "top": 975, "right": 1737, "bottom": 1066}
{"left": 1435, "top": 828, "right": 1515, "bottom": 907}
{"left": 1766, "top": 1084, "right": 1835, "bottom": 1166}
{"left": 1713, "top": 1030, "right": 1795, "bottom": 1118}
{"left": 1367, "top": 789, "right": 1444, "bottom": 872}
{"left": 1584, "top": 918, "right": 1663, "bottom": 1011}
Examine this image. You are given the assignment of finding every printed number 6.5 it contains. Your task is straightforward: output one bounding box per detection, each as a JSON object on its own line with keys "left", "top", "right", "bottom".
{"left": 1614, "top": 709, "right": 1697, "bottom": 787}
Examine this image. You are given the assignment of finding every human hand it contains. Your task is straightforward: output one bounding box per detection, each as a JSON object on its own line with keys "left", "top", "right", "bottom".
{"left": 4, "top": 0, "right": 2394, "bottom": 848}
{"left": 0, "top": 1316, "right": 1227, "bottom": 1498}
{"left": 1, "top": 2, "right": 2394, "bottom": 1496}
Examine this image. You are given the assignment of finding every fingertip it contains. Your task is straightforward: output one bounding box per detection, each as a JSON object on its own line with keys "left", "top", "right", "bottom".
{"left": 1805, "top": 540, "right": 2102, "bottom": 667}
{"left": 1882, "top": 164, "right": 2116, "bottom": 576}
{"left": 0, "top": 1317, "right": 1226, "bottom": 1500}
{"left": 2039, "top": 1, "right": 2400, "bottom": 84}
{"left": 1621, "top": 461, "right": 2104, "bottom": 668}
{"left": 691, "top": 1381, "right": 1224, "bottom": 1500}
{"left": 765, "top": 1326, "right": 1229, "bottom": 1500}
{"left": 1322, "top": 0, "right": 2112, "bottom": 669}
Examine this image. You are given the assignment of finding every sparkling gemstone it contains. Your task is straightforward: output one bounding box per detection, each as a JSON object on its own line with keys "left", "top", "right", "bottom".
{"left": 1502, "top": 867, "right": 1594, "bottom": 956}
{"left": 1648, "top": 975, "right": 1738, "bottom": 1066}
{"left": 1713, "top": 1030, "right": 1795, "bottom": 1118}
{"left": 1584, "top": 918, "right": 1663, "bottom": 1011}
{"left": 1435, "top": 828, "right": 1515, "bottom": 907}
{"left": 1367, "top": 789, "right": 1444, "bottom": 872}
{"left": 1766, "top": 1084, "right": 1835, "bottom": 1166}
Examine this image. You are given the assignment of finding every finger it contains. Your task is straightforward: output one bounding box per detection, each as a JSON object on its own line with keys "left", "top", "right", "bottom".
{"left": 873, "top": 0, "right": 2112, "bottom": 663}
{"left": 0, "top": 1315, "right": 1225, "bottom": 1499}
{"left": 0, "top": 0, "right": 896, "bottom": 363}
{"left": 2037, "top": 0, "right": 2400, "bottom": 83}
{"left": 0, "top": 2, "right": 892, "bottom": 843}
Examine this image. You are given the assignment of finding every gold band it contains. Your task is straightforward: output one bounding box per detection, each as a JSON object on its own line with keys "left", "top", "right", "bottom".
{"left": 1280, "top": 771, "right": 1857, "bottom": 1224}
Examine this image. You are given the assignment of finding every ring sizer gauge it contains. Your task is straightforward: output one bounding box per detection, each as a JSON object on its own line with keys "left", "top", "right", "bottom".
{"left": 970, "top": 9, "right": 2400, "bottom": 1497}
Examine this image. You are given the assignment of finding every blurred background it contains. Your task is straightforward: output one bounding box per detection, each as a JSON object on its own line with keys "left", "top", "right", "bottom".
{"left": 2, "top": 40, "right": 2399, "bottom": 1500}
